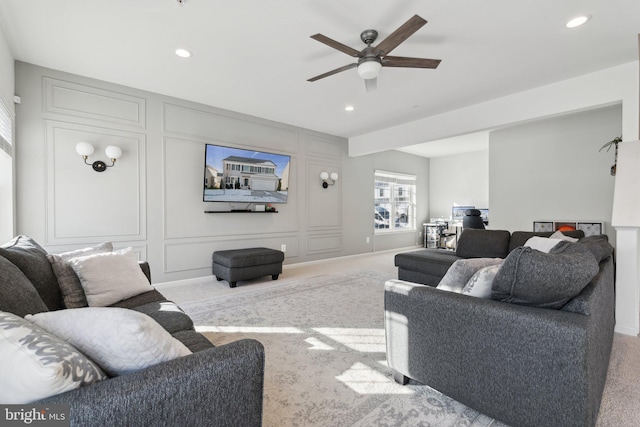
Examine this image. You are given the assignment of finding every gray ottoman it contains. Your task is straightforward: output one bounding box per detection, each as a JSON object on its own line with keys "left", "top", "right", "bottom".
{"left": 212, "top": 247, "right": 285, "bottom": 288}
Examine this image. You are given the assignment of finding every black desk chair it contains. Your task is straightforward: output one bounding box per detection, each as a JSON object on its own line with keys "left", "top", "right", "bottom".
{"left": 463, "top": 209, "right": 485, "bottom": 230}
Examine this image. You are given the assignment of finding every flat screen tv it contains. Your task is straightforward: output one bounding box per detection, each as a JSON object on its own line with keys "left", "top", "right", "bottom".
{"left": 203, "top": 143, "right": 291, "bottom": 203}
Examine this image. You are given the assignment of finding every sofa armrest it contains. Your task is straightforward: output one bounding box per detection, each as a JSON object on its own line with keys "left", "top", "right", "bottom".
{"left": 384, "top": 278, "right": 612, "bottom": 427}
{"left": 39, "top": 339, "right": 264, "bottom": 427}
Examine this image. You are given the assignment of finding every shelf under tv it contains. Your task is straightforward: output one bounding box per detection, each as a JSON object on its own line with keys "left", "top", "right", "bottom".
{"left": 204, "top": 210, "right": 278, "bottom": 213}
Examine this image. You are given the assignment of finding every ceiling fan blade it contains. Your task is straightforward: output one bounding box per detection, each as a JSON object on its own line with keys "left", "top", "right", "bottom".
{"left": 310, "top": 34, "right": 362, "bottom": 57}
{"left": 382, "top": 56, "right": 441, "bottom": 69}
{"left": 307, "top": 63, "right": 357, "bottom": 82}
{"left": 364, "top": 78, "right": 377, "bottom": 92}
{"left": 374, "top": 15, "right": 427, "bottom": 56}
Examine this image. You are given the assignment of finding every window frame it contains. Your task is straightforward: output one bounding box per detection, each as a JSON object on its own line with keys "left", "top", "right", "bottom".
{"left": 374, "top": 170, "right": 417, "bottom": 234}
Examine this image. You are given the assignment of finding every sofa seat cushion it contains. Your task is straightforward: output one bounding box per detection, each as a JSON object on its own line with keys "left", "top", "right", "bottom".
{"left": 131, "top": 301, "right": 194, "bottom": 334}
{"left": 109, "top": 289, "right": 166, "bottom": 309}
{"left": 172, "top": 330, "right": 215, "bottom": 353}
{"left": 492, "top": 241, "right": 599, "bottom": 309}
{"left": 0, "top": 311, "right": 106, "bottom": 404}
{"left": 0, "top": 255, "right": 49, "bottom": 317}
{"left": 395, "top": 249, "right": 461, "bottom": 278}
{"left": 455, "top": 229, "right": 511, "bottom": 259}
{"left": 27, "top": 307, "right": 192, "bottom": 377}
{"left": 0, "top": 236, "right": 63, "bottom": 310}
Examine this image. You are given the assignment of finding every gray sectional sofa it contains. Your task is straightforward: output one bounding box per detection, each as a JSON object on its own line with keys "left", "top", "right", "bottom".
{"left": 386, "top": 230, "right": 615, "bottom": 427}
{"left": 0, "top": 236, "right": 264, "bottom": 427}
{"left": 395, "top": 228, "right": 585, "bottom": 286}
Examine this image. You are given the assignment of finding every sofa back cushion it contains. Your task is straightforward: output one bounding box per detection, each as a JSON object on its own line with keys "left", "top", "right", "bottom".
{"left": 455, "top": 229, "right": 511, "bottom": 259}
{"left": 0, "top": 255, "right": 49, "bottom": 317}
{"left": 0, "top": 236, "right": 63, "bottom": 310}
{"left": 491, "top": 241, "right": 599, "bottom": 309}
{"left": 508, "top": 230, "right": 584, "bottom": 253}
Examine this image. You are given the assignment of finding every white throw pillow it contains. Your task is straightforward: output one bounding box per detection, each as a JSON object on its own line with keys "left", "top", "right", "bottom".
{"left": 524, "top": 236, "right": 563, "bottom": 253}
{"left": 437, "top": 258, "right": 504, "bottom": 293}
{"left": 68, "top": 248, "right": 153, "bottom": 307}
{"left": 47, "top": 241, "right": 114, "bottom": 308}
{"left": 462, "top": 264, "right": 502, "bottom": 298}
{"left": 27, "top": 307, "right": 192, "bottom": 377}
{"left": 0, "top": 311, "right": 106, "bottom": 403}
{"left": 550, "top": 230, "right": 579, "bottom": 242}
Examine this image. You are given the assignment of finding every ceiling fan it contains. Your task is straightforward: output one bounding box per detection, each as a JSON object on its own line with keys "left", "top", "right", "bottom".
{"left": 307, "top": 14, "right": 441, "bottom": 92}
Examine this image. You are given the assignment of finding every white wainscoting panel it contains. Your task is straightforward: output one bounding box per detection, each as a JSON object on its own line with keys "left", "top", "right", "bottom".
{"left": 307, "top": 233, "right": 343, "bottom": 255}
{"left": 44, "top": 78, "right": 146, "bottom": 128}
{"left": 45, "top": 121, "right": 146, "bottom": 244}
{"left": 307, "top": 161, "right": 341, "bottom": 230}
{"left": 164, "top": 236, "right": 298, "bottom": 274}
{"left": 163, "top": 103, "right": 298, "bottom": 152}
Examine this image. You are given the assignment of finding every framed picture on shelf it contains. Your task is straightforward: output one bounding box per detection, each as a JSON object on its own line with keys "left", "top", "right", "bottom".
{"left": 554, "top": 221, "right": 577, "bottom": 232}
{"left": 533, "top": 221, "right": 553, "bottom": 232}
{"left": 576, "top": 222, "right": 604, "bottom": 237}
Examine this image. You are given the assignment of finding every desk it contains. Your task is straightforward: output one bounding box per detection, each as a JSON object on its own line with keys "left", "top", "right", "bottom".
{"left": 423, "top": 222, "right": 462, "bottom": 249}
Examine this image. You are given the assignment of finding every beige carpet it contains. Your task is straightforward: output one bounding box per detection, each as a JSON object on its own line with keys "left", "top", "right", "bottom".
{"left": 160, "top": 249, "right": 640, "bottom": 427}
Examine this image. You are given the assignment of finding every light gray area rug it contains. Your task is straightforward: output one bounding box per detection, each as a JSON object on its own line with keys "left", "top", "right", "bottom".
{"left": 182, "top": 269, "right": 504, "bottom": 427}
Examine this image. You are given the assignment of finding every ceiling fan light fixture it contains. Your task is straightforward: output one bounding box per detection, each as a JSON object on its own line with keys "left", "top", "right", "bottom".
{"left": 357, "top": 60, "right": 382, "bottom": 80}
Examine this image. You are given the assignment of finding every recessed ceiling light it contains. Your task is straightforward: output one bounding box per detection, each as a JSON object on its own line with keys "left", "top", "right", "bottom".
{"left": 345, "top": 105, "right": 354, "bottom": 112}
{"left": 566, "top": 15, "right": 591, "bottom": 28}
{"left": 175, "top": 48, "right": 192, "bottom": 58}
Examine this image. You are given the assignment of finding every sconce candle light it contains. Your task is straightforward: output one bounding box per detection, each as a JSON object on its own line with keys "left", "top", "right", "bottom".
{"left": 75, "top": 142, "right": 122, "bottom": 172}
{"left": 320, "top": 171, "right": 339, "bottom": 188}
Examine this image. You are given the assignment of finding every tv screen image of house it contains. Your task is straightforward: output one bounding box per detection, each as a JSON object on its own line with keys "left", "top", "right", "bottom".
{"left": 203, "top": 143, "right": 291, "bottom": 203}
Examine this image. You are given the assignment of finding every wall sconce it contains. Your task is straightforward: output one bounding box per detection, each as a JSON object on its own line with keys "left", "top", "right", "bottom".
{"left": 75, "top": 142, "right": 122, "bottom": 172}
{"left": 320, "top": 171, "right": 339, "bottom": 189}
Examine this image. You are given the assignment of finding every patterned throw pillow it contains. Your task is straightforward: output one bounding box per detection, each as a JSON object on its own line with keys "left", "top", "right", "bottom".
{"left": 437, "top": 258, "right": 504, "bottom": 293}
{"left": 27, "top": 307, "right": 192, "bottom": 376}
{"left": 0, "top": 311, "right": 106, "bottom": 404}
{"left": 461, "top": 264, "right": 502, "bottom": 298}
{"left": 47, "top": 242, "right": 113, "bottom": 308}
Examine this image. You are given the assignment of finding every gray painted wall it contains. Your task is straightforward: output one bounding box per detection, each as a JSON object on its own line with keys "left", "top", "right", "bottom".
{"left": 14, "top": 62, "right": 428, "bottom": 283}
{"left": 429, "top": 150, "right": 489, "bottom": 221}
{"left": 428, "top": 105, "right": 620, "bottom": 247}
{"left": 489, "top": 104, "right": 621, "bottom": 245}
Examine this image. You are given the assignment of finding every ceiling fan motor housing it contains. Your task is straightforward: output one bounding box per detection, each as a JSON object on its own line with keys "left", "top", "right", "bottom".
{"left": 360, "top": 29, "right": 378, "bottom": 45}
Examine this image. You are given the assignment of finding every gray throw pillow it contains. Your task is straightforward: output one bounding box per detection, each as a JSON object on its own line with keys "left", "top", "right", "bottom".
{"left": 0, "top": 255, "right": 49, "bottom": 317}
{"left": 578, "top": 235, "right": 613, "bottom": 263}
{"left": 437, "top": 258, "right": 504, "bottom": 293}
{"left": 491, "top": 242, "right": 599, "bottom": 309}
{"left": 0, "top": 236, "right": 62, "bottom": 310}
{"left": 47, "top": 242, "right": 113, "bottom": 309}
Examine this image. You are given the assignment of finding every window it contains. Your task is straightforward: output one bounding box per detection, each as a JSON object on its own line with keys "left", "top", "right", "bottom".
{"left": 374, "top": 170, "right": 416, "bottom": 232}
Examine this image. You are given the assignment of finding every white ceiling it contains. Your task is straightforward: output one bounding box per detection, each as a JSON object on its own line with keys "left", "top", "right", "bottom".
{"left": 0, "top": 0, "right": 638, "bottom": 157}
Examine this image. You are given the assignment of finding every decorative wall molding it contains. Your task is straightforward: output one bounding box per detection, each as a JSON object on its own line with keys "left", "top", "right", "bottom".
{"left": 306, "top": 160, "right": 341, "bottom": 230}
{"left": 162, "top": 102, "right": 298, "bottom": 152}
{"left": 305, "top": 134, "right": 343, "bottom": 159}
{"left": 45, "top": 120, "right": 146, "bottom": 245}
{"left": 163, "top": 235, "right": 298, "bottom": 274}
{"left": 163, "top": 136, "right": 299, "bottom": 239}
{"left": 44, "top": 78, "right": 146, "bottom": 128}
{"left": 307, "top": 232, "right": 343, "bottom": 255}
